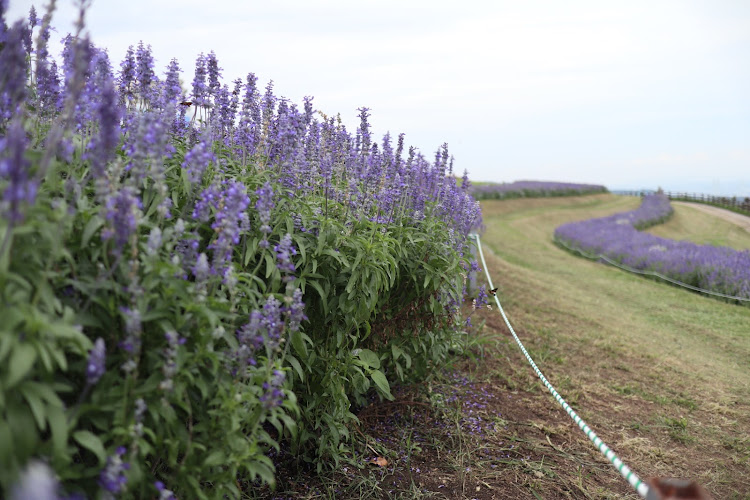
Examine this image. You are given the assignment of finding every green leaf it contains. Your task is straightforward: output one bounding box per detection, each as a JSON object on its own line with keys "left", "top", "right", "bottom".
{"left": 290, "top": 330, "right": 308, "bottom": 358}
{"left": 356, "top": 348, "right": 380, "bottom": 369}
{"left": 81, "top": 215, "right": 104, "bottom": 247}
{"left": 73, "top": 430, "right": 106, "bottom": 465}
{"left": 19, "top": 384, "right": 46, "bottom": 430}
{"left": 287, "top": 355, "right": 305, "bottom": 381}
{"left": 6, "top": 343, "right": 36, "bottom": 388}
{"left": 370, "top": 370, "right": 394, "bottom": 400}
{"left": 308, "top": 279, "right": 329, "bottom": 316}
{"left": 391, "top": 344, "right": 404, "bottom": 361}
{"left": 203, "top": 450, "right": 226, "bottom": 467}
{"left": 47, "top": 404, "right": 68, "bottom": 458}
{"left": 23, "top": 381, "right": 64, "bottom": 406}
{"left": 0, "top": 332, "right": 16, "bottom": 364}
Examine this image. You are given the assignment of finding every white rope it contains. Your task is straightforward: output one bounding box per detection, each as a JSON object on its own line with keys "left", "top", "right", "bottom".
{"left": 554, "top": 238, "right": 750, "bottom": 302}
{"left": 471, "top": 233, "right": 650, "bottom": 498}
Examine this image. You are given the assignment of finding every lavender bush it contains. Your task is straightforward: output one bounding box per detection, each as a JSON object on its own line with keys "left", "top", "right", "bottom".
{"left": 470, "top": 180, "right": 607, "bottom": 200}
{"left": 0, "top": 4, "right": 483, "bottom": 498}
{"left": 555, "top": 194, "right": 750, "bottom": 300}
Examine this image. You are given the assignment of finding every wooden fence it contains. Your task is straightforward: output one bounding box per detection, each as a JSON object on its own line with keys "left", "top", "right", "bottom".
{"left": 615, "top": 190, "right": 750, "bottom": 216}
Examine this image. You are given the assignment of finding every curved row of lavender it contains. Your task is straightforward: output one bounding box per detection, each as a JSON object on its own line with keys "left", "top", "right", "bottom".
{"left": 470, "top": 180, "right": 607, "bottom": 200}
{"left": 554, "top": 194, "right": 750, "bottom": 300}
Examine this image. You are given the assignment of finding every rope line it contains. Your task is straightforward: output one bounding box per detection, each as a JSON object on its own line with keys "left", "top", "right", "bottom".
{"left": 554, "top": 237, "right": 750, "bottom": 302}
{"left": 471, "top": 233, "right": 650, "bottom": 499}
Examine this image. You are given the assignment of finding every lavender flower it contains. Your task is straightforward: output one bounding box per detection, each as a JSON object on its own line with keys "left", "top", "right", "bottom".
{"left": 118, "top": 45, "right": 136, "bottom": 104}
{"left": 10, "top": 460, "right": 59, "bottom": 500}
{"left": 261, "top": 295, "right": 284, "bottom": 344}
{"left": 135, "top": 41, "right": 155, "bottom": 104}
{"left": 122, "top": 109, "right": 174, "bottom": 186}
{"left": 0, "top": 20, "right": 29, "bottom": 115}
{"left": 194, "top": 181, "right": 250, "bottom": 276}
{"left": 118, "top": 306, "right": 142, "bottom": 373}
{"left": 192, "top": 184, "right": 218, "bottom": 222}
{"left": 86, "top": 338, "right": 106, "bottom": 385}
{"left": 162, "top": 57, "right": 182, "bottom": 106}
{"left": 191, "top": 52, "right": 207, "bottom": 107}
{"left": 35, "top": 24, "right": 61, "bottom": 118}
{"left": 274, "top": 233, "right": 297, "bottom": 279}
{"left": 260, "top": 369, "right": 286, "bottom": 409}
{"left": 0, "top": 118, "right": 38, "bottom": 224}
{"left": 255, "top": 181, "right": 274, "bottom": 234}
{"left": 213, "top": 83, "right": 233, "bottom": 136}
{"left": 206, "top": 50, "right": 222, "bottom": 98}
{"left": 357, "top": 107, "right": 372, "bottom": 159}
{"left": 192, "top": 252, "right": 210, "bottom": 283}
{"left": 155, "top": 481, "right": 177, "bottom": 500}
{"left": 20, "top": 18, "right": 32, "bottom": 55}
{"left": 235, "top": 310, "right": 263, "bottom": 371}
{"left": 101, "top": 186, "right": 142, "bottom": 252}
{"left": 285, "top": 287, "right": 307, "bottom": 332}
{"left": 132, "top": 397, "right": 147, "bottom": 438}
{"left": 159, "top": 331, "right": 184, "bottom": 392}
{"left": 99, "top": 446, "right": 129, "bottom": 495}
{"left": 88, "top": 76, "right": 121, "bottom": 181}
{"left": 181, "top": 134, "right": 215, "bottom": 183}
{"left": 28, "top": 6, "right": 38, "bottom": 28}
{"left": 146, "top": 227, "right": 162, "bottom": 256}
{"left": 236, "top": 72, "right": 260, "bottom": 158}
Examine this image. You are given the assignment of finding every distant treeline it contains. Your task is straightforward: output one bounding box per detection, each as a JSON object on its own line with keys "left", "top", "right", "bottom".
{"left": 616, "top": 190, "right": 750, "bottom": 217}
{"left": 470, "top": 180, "right": 608, "bottom": 200}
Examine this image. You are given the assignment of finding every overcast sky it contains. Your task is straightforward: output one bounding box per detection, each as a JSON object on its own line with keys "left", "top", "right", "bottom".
{"left": 6, "top": 0, "right": 750, "bottom": 195}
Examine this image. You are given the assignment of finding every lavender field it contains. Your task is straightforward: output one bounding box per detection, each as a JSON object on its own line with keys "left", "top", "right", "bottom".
{"left": 554, "top": 194, "right": 750, "bottom": 301}
{"left": 0, "top": 4, "right": 483, "bottom": 499}
{"left": 470, "top": 180, "right": 607, "bottom": 200}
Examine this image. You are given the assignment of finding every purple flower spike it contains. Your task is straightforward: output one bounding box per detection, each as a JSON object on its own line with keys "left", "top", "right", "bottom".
{"left": 286, "top": 288, "right": 307, "bottom": 332}
{"left": 155, "top": 480, "right": 177, "bottom": 500}
{"left": 206, "top": 50, "right": 222, "bottom": 98}
{"left": 99, "top": 447, "right": 129, "bottom": 494}
{"left": 260, "top": 369, "right": 286, "bottom": 409}
{"left": 182, "top": 134, "right": 215, "bottom": 183}
{"left": 101, "top": 186, "right": 142, "bottom": 251}
{"left": 191, "top": 52, "right": 207, "bottom": 107}
{"left": 0, "top": 20, "right": 29, "bottom": 114}
{"left": 86, "top": 338, "right": 106, "bottom": 385}
{"left": 28, "top": 6, "right": 38, "bottom": 28}
{"left": 118, "top": 45, "right": 136, "bottom": 104}
{"left": 135, "top": 41, "right": 156, "bottom": 103}
{"left": 274, "top": 233, "right": 297, "bottom": 278}
{"left": 255, "top": 181, "right": 274, "bottom": 234}
{"left": 0, "top": 118, "right": 38, "bottom": 224}
{"left": 161, "top": 57, "right": 182, "bottom": 107}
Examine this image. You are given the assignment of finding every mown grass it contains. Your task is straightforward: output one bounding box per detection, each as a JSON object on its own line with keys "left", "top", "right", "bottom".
{"left": 256, "top": 194, "right": 750, "bottom": 499}
{"left": 478, "top": 193, "right": 750, "bottom": 498}
{"left": 645, "top": 203, "right": 750, "bottom": 250}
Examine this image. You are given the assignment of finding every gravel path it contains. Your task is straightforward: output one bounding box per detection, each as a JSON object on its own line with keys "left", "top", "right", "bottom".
{"left": 672, "top": 201, "right": 750, "bottom": 233}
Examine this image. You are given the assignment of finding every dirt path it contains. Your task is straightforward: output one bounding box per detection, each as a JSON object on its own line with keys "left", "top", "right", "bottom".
{"left": 672, "top": 201, "right": 750, "bottom": 232}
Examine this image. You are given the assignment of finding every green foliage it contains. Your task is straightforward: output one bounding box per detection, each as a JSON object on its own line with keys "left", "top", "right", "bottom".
{"left": 267, "top": 195, "right": 474, "bottom": 469}
{"left": 0, "top": 136, "right": 478, "bottom": 498}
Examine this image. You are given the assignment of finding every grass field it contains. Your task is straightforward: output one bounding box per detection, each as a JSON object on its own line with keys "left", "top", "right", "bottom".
{"left": 473, "top": 194, "right": 750, "bottom": 498}
{"left": 645, "top": 202, "right": 750, "bottom": 250}
{"left": 264, "top": 194, "right": 750, "bottom": 499}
